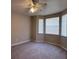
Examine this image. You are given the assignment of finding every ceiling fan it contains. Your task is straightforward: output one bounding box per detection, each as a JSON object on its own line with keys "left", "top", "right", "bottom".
{"left": 25, "top": 0, "right": 47, "bottom": 13}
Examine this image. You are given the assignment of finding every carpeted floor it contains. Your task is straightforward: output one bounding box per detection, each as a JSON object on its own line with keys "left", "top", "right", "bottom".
{"left": 11, "top": 42, "right": 67, "bottom": 59}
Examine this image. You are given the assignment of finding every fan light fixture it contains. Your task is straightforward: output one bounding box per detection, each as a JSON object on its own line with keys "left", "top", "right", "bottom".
{"left": 30, "top": 6, "right": 38, "bottom": 13}
{"left": 30, "top": 3, "right": 40, "bottom": 13}
{"left": 28, "top": 0, "right": 47, "bottom": 13}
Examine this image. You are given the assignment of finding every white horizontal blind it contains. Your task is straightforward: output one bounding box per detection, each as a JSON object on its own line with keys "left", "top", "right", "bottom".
{"left": 46, "top": 17, "right": 59, "bottom": 35}
{"left": 61, "top": 14, "right": 67, "bottom": 37}
{"left": 38, "top": 19, "right": 44, "bottom": 33}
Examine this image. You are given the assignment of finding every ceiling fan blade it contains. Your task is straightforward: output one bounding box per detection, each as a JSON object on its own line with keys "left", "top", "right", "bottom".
{"left": 36, "top": 3, "right": 47, "bottom": 9}
{"left": 32, "top": 0, "right": 39, "bottom": 4}
{"left": 24, "top": 0, "right": 47, "bottom": 13}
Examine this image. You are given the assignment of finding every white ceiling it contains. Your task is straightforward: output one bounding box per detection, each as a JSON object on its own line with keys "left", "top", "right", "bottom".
{"left": 12, "top": 0, "right": 67, "bottom": 16}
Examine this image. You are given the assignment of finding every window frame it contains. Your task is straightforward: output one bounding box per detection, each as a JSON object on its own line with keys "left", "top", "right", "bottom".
{"left": 45, "top": 17, "right": 59, "bottom": 35}
{"left": 38, "top": 16, "right": 60, "bottom": 35}
{"left": 37, "top": 9, "right": 67, "bottom": 37}
{"left": 61, "top": 14, "right": 67, "bottom": 37}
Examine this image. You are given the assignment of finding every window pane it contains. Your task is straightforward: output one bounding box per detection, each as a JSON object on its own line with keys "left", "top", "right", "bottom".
{"left": 61, "top": 14, "right": 67, "bottom": 37}
{"left": 38, "top": 19, "right": 44, "bottom": 33}
{"left": 46, "top": 17, "right": 59, "bottom": 35}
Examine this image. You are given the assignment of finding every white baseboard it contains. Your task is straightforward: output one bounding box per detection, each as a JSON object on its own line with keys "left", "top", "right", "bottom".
{"left": 11, "top": 40, "right": 30, "bottom": 46}
{"left": 44, "top": 41, "right": 67, "bottom": 51}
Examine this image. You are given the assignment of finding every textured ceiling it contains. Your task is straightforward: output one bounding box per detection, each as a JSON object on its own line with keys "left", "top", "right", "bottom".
{"left": 12, "top": 0, "right": 67, "bottom": 16}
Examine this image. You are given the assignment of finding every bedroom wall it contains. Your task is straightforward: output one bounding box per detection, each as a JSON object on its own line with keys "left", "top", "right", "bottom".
{"left": 44, "top": 35, "right": 60, "bottom": 44}
{"left": 30, "top": 16, "right": 36, "bottom": 41}
{"left": 60, "top": 36, "right": 67, "bottom": 49}
{"left": 44, "top": 35, "right": 67, "bottom": 49}
{"left": 11, "top": 13, "right": 31, "bottom": 46}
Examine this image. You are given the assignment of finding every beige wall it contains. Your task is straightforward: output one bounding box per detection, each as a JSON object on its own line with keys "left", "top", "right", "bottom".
{"left": 30, "top": 17, "right": 36, "bottom": 41}
{"left": 60, "top": 36, "right": 67, "bottom": 49}
{"left": 11, "top": 13, "right": 31, "bottom": 45}
{"left": 44, "top": 35, "right": 67, "bottom": 49}
{"left": 44, "top": 34, "right": 60, "bottom": 44}
{"left": 35, "top": 34, "right": 67, "bottom": 49}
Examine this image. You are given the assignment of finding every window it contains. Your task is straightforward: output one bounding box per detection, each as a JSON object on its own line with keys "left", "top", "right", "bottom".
{"left": 61, "top": 14, "right": 67, "bottom": 37}
{"left": 38, "top": 19, "right": 44, "bottom": 33}
{"left": 46, "top": 17, "right": 59, "bottom": 35}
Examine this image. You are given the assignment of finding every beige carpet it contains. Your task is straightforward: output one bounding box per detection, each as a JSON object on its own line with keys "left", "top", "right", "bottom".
{"left": 12, "top": 42, "right": 67, "bottom": 59}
